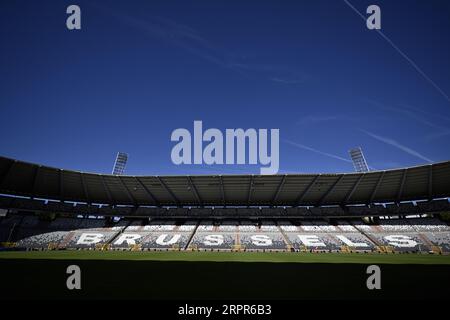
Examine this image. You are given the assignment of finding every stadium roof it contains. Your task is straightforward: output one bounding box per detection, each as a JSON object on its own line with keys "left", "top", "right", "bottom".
{"left": 0, "top": 156, "right": 449, "bottom": 207}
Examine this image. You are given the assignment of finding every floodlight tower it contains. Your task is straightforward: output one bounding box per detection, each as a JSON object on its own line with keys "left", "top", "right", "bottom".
{"left": 112, "top": 152, "right": 128, "bottom": 175}
{"left": 349, "top": 147, "right": 369, "bottom": 172}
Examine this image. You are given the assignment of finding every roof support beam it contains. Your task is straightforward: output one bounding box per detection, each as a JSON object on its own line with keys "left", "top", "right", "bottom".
{"left": 343, "top": 174, "right": 364, "bottom": 205}
{"left": 272, "top": 175, "right": 286, "bottom": 204}
{"left": 368, "top": 172, "right": 385, "bottom": 204}
{"left": 296, "top": 175, "right": 319, "bottom": 206}
{"left": 59, "top": 169, "right": 64, "bottom": 202}
{"left": 31, "top": 165, "right": 41, "bottom": 198}
{"left": 219, "top": 175, "right": 226, "bottom": 206}
{"left": 396, "top": 169, "right": 407, "bottom": 203}
{"left": 135, "top": 177, "right": 158, "bottom": 205}
{"left": 80, "top": 173, "right": 90, "bottom": 204}
{"left": 157, "top": 176, "right": 180, "bottom": 206}
{"left": 119, "top": 176, "right": 137, "bottom": 206}
{"left": 101, "top": 176, "right": 114, "bottom": 205}
{"left": 187, "top": 176, "right": 202, "bottom": 206}
{"left": 317, "top": 175, "right": 344, "bottom": 206}
{"left": 0, "top": 160, "right": 16, "bottom": 189}
{"left": 247, "top": 175, "right": 254, "bottom": 206}
{"left": 428, "top": 165, "right": 433, "bottom": 201}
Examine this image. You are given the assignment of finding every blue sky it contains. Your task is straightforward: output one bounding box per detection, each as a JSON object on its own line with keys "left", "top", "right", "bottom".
{"left": 0, "top": 0, "right": 449, "bottom": 175}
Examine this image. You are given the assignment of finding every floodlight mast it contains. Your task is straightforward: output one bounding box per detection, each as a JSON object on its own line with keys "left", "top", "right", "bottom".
{"left": 349, "top": 147, "right": 369, "bottom": 173}
{"left": 112, "top": 152, "right": 128, "bottom": 175}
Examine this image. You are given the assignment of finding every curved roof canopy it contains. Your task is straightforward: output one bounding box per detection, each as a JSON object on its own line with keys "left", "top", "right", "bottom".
{"left": 0, "top": 156, "right": 449, "bottom": 207}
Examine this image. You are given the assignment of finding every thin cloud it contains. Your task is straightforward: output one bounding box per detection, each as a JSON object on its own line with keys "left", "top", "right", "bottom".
{"left": 270, "top": 78, "right": 303, "bottom": 85}
{"left": 400, "top": 104, "right": 450, "bottom": 141}
{"left": 423, "top": 130, "right": 450, "bottom": 141}
{"left": 366, "top": 99, "right": 447, "bottom": 131}
{"left": 283, "top": 140, "right": 353, "bottom": 164}
{"left": 229, "top": 63, "right": 309, "bottom": 85}
{"left": 361, "top": 130, "right": 433, "bottom": 163}
{"left": 92, "top": 3, "right": 307, "bottom": 85}
{"left": 400, "top": 104, "right": 450, "bottom": 122}
{"left": 297, "top": 115, "right": 359, "bottom": 125}
{"left": 343, "top": 0, "right": 450, "bottom": 104}
{"left": 372, "top": 161, "right": 403, "bottom": 170}
{"left": 366, "top": 99, "right": 450, "bottom": 141}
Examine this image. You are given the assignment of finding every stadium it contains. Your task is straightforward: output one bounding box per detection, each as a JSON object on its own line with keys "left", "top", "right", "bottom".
{"left": 1, "top": 155, "right": 449, "bottom": 253}
{"left": 1, "top": 155, "right": 450, "bottom": 299}
{"left": 1, "top": 0, "right": 450, "bottom": 302}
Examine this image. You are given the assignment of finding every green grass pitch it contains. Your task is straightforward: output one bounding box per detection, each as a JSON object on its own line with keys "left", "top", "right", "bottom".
{"left": 1, "top": 250, "right": 450, "bottom": 299}
{"left": 1, "top": 250, "right": 449, "bottom": 264}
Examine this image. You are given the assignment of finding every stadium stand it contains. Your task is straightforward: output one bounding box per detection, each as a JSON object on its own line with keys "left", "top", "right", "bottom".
{"left": 239, "top": 220, "right": 287, "bottom": 251}
{"left": 190, "top": 220, "right": 237, "bottom": 250}
{"left": 1, "top": 212, "right": 449, "bottom": 253}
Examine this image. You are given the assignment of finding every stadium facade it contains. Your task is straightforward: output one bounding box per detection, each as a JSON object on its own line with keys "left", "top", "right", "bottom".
{"left": 0, "top": 156, "right": 449, "bottom": 254}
